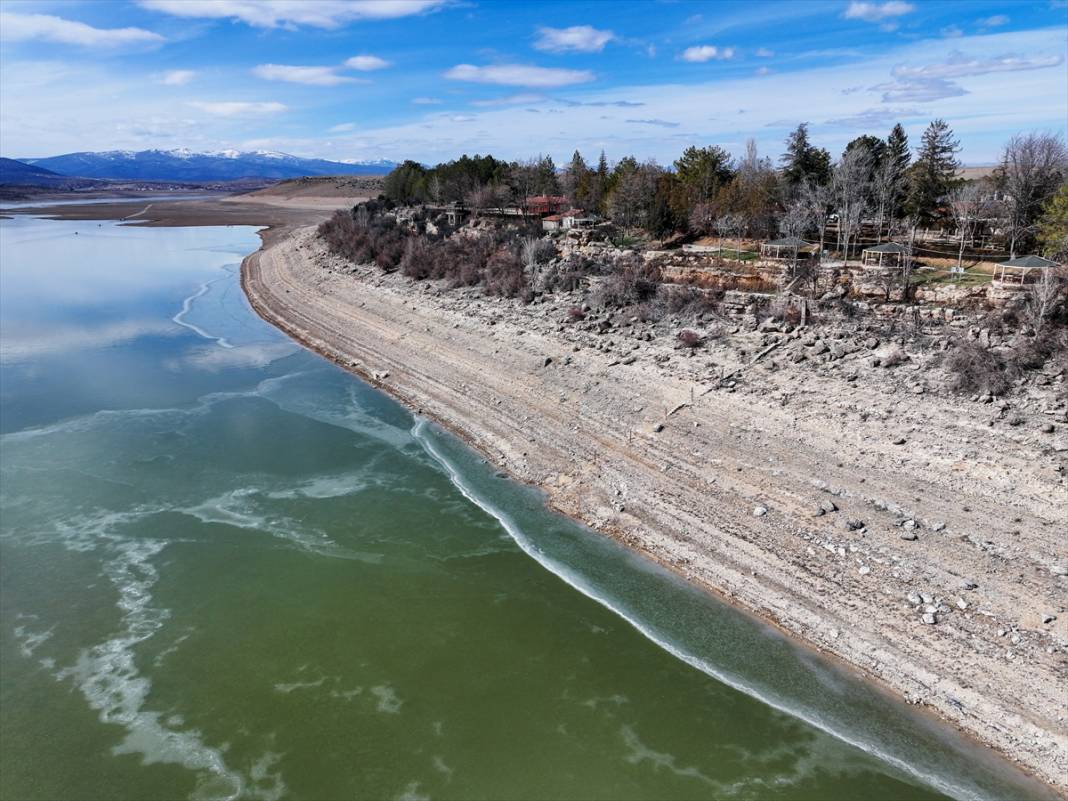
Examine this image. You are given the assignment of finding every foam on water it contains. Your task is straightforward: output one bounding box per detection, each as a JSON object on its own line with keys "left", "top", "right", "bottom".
{"left": 409, "top": 417, "right": 994, "bottom": 801}
{"left": 41, "top": 527, "right": 245, "bottom": 801}
{"left": 173, "top": 277, "right": 234, "bottom": 349}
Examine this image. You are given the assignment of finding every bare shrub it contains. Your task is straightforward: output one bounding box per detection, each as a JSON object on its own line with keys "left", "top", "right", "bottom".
{"left": 676, "top": 329, "right": 703, "bottom": 348}
{"left": 595, "top": 255, "right": 662, "bottom": 308}
{"left": 483, "top": 247, "right": 527, "bottom": 299}
{"left": 943, "top": 341, "right": 1012, "bottom": 395}
{"left": 566, "top": 306, "right": 586, "bottom": 322}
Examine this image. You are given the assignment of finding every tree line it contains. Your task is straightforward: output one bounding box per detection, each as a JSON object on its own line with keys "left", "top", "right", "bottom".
{"left": 382, "top": 121, "right": 1068, "bottom": 260}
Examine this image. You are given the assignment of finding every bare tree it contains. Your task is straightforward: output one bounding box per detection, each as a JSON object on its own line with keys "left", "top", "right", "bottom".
{"left": 713, "top": 213, "right": 741, "bottom": 249}
{"left": 831, "top": 145, "right": 873, "bottom": 263}
{"left": 998, "top": 132, "right": 1068, "bottom": 258}
{"left": 607, "top": 161, "right": 661, "bottom": 234}
{"left": 778, "top": 197, "right": 811, "bottom": 279}
{"left": 872, "top": 155, "right": 906, "bottom": 243}
{"left": 800, "top": 180, "right": 833, "bottom": 263}
{"left": 1027, "top": 266, "right": 1067, "bottom": 332}
{"left": 948, "top": 183, "right": 990, "bottom": 274}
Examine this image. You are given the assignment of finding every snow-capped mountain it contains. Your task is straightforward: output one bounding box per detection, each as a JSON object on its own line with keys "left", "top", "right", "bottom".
{"left": 21, "top": 149, "right": 396, "bottom": 182}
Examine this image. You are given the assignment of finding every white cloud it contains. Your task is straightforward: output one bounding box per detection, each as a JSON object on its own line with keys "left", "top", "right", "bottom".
{"left": 755, "top": 66, "right": 771, "bottom": 76}
{"left": 345, "top": 54, "right": 390, "bottom": 71}
{"left": 824, "top": 106, "right": 922, "bottom": 127}
{"left": 534, "top": 25, "right": 614, "bottom": 53}
{"left": 443, "top": 63, "right": 594, "bottom": 88}
{"left": 0, "top": 12, "right": 164, "bottom": 47}
{"left": 160, "top": 69, "right": 196, "bottom": 85}
{"left": 189, "top": 101, "right": 287, "bottom": 116}
{"left": 680, "top": 45, "right": 735, "bottom": 62}
{"left": 891, "top": 51, "right": 1064, "bottom": 80}
{"left": 870, "top": 76, "right": 968, "bottom": 102}
{"left": 976, "top": 14, "right": 1010, "bottom": 28}
{"left": 328, "top": 122, "right": 357, "bottom": 133}
{"left": 941, "top": 25, "right": 963, "bottom": 38}
{"left": 625, "top": 118, "right": 679, "bottom": 128}
{"left": 842, "top": 1, "right": 915, "bottom": 22}
{"left": 252, "top": 63, "right": 357, "bottom": 85}
{"left": 138, "top": 0, "right": 445, "bottom": 28}
{"left": 471, "top": 93, "right": 548, "bottom": 107}
{"left": 411, "top": 96, "right": 443, "bottom": 105}
{"left": 755, "top": 47, "right": 774, "bottom": 57}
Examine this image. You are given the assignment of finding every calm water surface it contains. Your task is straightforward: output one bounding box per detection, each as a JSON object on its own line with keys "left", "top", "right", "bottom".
{"left": 0, "top": 216, "right": 1051, "bottom": 801}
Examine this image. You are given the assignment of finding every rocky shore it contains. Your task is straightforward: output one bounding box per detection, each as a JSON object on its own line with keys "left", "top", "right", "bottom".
{"left": 244, "top": 224, "right": 1068, "bottom": 792}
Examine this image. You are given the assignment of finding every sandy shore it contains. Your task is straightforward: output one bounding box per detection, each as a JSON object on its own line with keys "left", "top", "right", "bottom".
{"left": 243, "top": 224, "right": 1068, "bottom": 792}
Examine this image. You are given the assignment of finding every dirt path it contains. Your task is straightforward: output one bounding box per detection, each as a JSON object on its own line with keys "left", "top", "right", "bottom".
{"left": 244, "top": 225, "right": 1068, "bottom": 793}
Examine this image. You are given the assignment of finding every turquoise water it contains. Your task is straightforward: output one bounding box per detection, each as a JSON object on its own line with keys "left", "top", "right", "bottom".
{"left": 0, "top": 216, "right": 1052, "bottom": 801}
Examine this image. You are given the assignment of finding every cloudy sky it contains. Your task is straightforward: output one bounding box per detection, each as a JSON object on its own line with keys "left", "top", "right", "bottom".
{"left": 0, "top": 0, "right": 1065, "bottom": 165}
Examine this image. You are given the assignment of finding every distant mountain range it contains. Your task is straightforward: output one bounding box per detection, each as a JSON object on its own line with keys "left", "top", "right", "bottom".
{"left": 0, "top": 157, "right": 77, "bottom": 187}
{"left": 3, "top": 149, "right": 396, "bottom": 183}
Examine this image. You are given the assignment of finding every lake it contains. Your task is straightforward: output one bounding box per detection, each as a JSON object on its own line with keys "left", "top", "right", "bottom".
{"left": 0, "top": 215, "right": 1049, "bottom": 801}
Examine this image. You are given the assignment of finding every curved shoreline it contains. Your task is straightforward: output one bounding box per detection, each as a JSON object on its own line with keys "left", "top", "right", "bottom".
{"left": 241, "top": 223, "right": 1067, "bottom": 795}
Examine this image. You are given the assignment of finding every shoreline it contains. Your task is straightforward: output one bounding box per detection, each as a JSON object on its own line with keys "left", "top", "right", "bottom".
{"left": 8, "top": 198, "right": 1063, "bottom": 793}
{"left": 240, "top": 222, "right": 1067, "bottom": 795}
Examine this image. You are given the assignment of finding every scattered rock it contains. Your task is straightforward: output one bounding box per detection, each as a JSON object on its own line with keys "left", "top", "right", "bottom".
{"left": 892, "top": 436, "right": 907, "bottom": 445}
{"left": 900, "top": 531, "right": 918, "bottom": 541}
{"left": 922, "top": 612, "right": 937, "bottom": 625}
{"left": 543, "top": 356, "right": 553, "bottom": 367}
{"left": 819, "top": 499, "right": 838, "bottom": 514}
{"left": 1042, "top": 614, "right": 1057, "bottom": 624}
{"left": 843, "top": 518, "right": 865, "bottom": 531}
{"left": 652, "top": 422, "right": 665, "bottom": 433}
{"left": 753, "top": 506, "right": 768, "bottom": 517}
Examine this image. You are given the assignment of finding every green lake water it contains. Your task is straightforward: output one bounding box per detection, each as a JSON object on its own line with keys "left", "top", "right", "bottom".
{"left": 0, "top": 216, "right": 1052, "bottom": 801}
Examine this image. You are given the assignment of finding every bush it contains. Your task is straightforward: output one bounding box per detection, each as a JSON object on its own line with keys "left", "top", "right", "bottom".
{"left": 595, "top": 255, "right": 662, "bottom": 308}
{"left": 943, "top": 341, "right": 1012, "bottom": 395}
{"left": 567, "top": 306, "right": 586, "bottom": 322}
{"left": 676, "top": 329, "right": 703, "bottom": 348}
{"left": 400, "top": 236, "right": 434, "bottom": 279}
{"left": 483, "top": 247, "right": 527, "bottom": 299}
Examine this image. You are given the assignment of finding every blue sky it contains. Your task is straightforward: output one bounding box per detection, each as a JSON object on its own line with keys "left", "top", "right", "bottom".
{"left": 1, "top": 0, "right": 1065, "bottom": 165}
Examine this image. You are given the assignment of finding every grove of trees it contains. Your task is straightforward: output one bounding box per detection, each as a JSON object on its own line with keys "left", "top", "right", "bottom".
{"left": 381, "top": 120, "right": 1068, "bottom": 260}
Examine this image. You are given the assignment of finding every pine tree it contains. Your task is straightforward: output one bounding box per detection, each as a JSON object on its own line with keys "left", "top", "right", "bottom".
{"left": 563, "top": 150, "right": 591, "bottom": 210}
{"left": 781, "top": 123, "right": 831, "bottom": 190}
{"left": 905, "top": 119, "right": 960, "bottom": 224}
{"left": 884, "top": 123, "right": 911, "bottom": 219}
{"left": 592, "top": 150, "right": 610, "bottom": 214}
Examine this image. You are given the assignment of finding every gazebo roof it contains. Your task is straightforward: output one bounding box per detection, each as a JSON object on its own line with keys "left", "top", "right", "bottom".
{"left": 764, "top": 237, "right": 809, "bottom": 248}
{"left": 864, "top": 242, "right": 908, "bottom": 254}
{"left": 1000, "top": 255, "right": 1058, "bottom": 269}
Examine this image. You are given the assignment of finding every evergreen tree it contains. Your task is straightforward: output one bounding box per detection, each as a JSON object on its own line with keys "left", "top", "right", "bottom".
{"left": 1037, "top": 183, "right": 1068, "bottom": 261}
{"left": 781, "top": 123, "right": 831, "bottom": 189}
{"left": 905, "top": 119, "right": 961, "bottom": 224}
{"left": 563, "top": 150, "right": 592, "bottom": 209}
{"left": 592, "top": 150, "right": 610, "bottom": 214}
{"left": 884, "top": 123, "right": 911, "bottom": 218}
{"left": 673, "top": 145, "right": 734, "bottom": 206}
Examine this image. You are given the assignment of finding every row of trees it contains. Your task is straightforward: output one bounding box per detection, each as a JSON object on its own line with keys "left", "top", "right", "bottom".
{"left": 381, "top": 121, "right": 1067, "bottom": 259}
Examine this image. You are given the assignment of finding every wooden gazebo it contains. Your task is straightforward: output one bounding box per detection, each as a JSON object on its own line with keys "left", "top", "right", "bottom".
{"left": 760, "top": 237, "right": 814, "bottom": 261}
{"left": 861, "top": 242, "right": 908, "bottom": 267}
{"left": 994, "top": 254, "right": 1059, "bottom": 284}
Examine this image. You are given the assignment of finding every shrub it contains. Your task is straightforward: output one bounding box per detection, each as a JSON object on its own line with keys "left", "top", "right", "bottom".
{"left": 677, "top": 329, "right": 703, "bottom": 348}
{"left": 483, "top": 247, "right": 527, "bottom": 299}
{"left": 400, "top": 236, "right": 434, "bottom": 279}
{"left": 567, "top": 306, "right": 586, "bottom": 322}
{"left": 595, "top": 255, "right": 662, "bottom": 308}
{"left": 943, "top": 341, "right": 1012, "bottom": 395}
